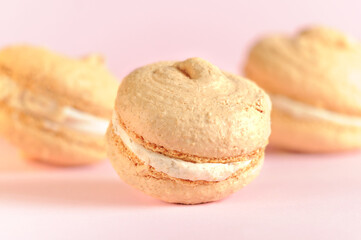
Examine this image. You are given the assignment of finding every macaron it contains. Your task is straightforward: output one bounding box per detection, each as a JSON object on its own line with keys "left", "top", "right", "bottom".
{"left": 107, "top": 57, "right": 271, "bottom": 204}
{"left": 244, "top": 26, "right": 361, "bottom": 152}
{"left": 0, "top": 45, "right": 119, "bottom": 165}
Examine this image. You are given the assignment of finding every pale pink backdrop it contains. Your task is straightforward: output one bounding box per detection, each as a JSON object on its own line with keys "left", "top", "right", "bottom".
{"left": 1, "top": 1, "right": 361, "bottom": 239}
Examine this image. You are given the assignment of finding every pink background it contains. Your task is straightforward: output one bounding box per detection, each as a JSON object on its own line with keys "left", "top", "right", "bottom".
{"left": 1, "top": 0, "right": 361, "bottom": 239}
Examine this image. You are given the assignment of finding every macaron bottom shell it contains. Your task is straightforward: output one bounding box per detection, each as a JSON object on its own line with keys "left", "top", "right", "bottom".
{"left": 0, "top": 105, "right": 107, "bottom": 166}
{"left": 270, "top": 107, "right": 361, "bottom": 152}
{"left": 106, "top": 125, "right": 264, "bottom": 205}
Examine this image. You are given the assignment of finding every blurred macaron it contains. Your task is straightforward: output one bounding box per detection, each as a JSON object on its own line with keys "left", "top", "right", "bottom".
{"left": 244, "top": 26, "right": 361, "bottom": 152}
{"left": 0, "top": 45, "right": 119, "bottom": 165}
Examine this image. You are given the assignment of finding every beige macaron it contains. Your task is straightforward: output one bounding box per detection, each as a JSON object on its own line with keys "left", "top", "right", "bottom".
{"left": 0, "top": 45, "right": 119, "bottom": 165}
{"left": 244, "top": 26, "right": 361, "bottom": 152}
{"left": 107, "top": 57, "right": 271, "bottom": 204}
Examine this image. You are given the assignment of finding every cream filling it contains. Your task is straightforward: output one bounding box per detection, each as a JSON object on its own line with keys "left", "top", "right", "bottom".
{"left": 43, "top": 107, "right": 110, "bottom": 135}
{"left": 112, "top": 113, "right": 251, "bottom": 181}
{"left": 271, "top": 94, "right": 361, "bottom": 127}
{"left": 1, "top": 77, "right": 109, "bottom": 135}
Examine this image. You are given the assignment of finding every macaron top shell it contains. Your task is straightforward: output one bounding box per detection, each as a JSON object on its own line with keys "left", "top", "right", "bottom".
{"left": 0, "top": 45, "right": 119, "bottom": 118}
{"left": 245, "top": 26, "right": 361, "bottom": 116}
{"left": 115, "top": 57, "right": 271, "bottom": 158}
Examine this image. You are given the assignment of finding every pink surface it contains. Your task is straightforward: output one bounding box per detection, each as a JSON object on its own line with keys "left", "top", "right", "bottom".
{"left": 1, "top": 140, "right": 361, "bottom": 239}
{"left": 1, "top": 0, "right": 361, "bottom": 239}
{"left": 1, "top": 0, "right": 361, "bottom": 78}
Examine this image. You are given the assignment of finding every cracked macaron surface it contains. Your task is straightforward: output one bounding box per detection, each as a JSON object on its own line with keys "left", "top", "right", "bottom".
{"left": 107, "top": 57, "right": 271, "bottom": 204}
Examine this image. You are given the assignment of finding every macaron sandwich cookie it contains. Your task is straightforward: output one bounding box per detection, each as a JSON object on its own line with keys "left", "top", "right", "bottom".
{"left": 244, "top": 26, "right": 361, "bottom": 152}
{"left": 107, "top": 57, "right": 271, "bottom": 204}
{"left": 0, "top": 45, "right": 119, "bottom": 165}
